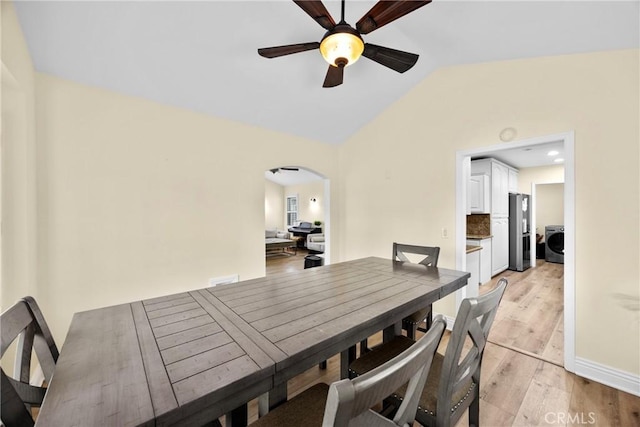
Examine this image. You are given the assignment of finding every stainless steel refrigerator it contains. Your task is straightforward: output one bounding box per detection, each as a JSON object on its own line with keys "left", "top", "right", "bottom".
{"left": 508, "top": 193, "right": 531, "bottom": 271}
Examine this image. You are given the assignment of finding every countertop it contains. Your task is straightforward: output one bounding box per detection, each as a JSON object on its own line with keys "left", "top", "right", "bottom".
{"left": 466, "top": 245, "right": 483, "bottom": 254}
{"left": 467, "top": 234, "right": 492, "bottom": 240}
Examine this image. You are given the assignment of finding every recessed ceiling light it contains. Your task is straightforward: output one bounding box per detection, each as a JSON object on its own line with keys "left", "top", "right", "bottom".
{"left": 554, "top": 158, "right": 564, "bottom": 163}
{"left": 548, "top": 150, "right": 559, "bottom": 156}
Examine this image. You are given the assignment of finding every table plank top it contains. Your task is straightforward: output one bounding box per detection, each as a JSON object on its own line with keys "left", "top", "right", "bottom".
{"left": 208, "top": 257, "right": 469, "bottom": 376}
{"left": 35, "top": 303, "right": 156, "bottom": 427}
{"left": 37, "top": 257, "right": 469, "bottom": 426}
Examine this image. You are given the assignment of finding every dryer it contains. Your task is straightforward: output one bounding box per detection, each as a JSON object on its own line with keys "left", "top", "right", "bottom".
{"left": 545, "top": 225, "right": 564, "bottom": 264}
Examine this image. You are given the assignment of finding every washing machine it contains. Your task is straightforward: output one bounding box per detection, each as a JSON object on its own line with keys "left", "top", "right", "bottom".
{"left": 545, "top": 225, "right": 565, "bottom": 264}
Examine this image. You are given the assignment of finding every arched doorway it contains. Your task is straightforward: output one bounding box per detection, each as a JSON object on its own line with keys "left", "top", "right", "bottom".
{"left": 264, "top": 166, "right": 330, "bottom": 274}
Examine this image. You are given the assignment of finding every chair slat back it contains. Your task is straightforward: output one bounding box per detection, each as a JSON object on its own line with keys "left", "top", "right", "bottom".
{"left": 323, "top": 316, "right": 447, "bottom": 427}
{"left": 1, "top": 297, "right": 59, "bottom": 427}
{"left": 436, "top": 278, "right": 507, "bottom": 426}
{"left": 392, "top": 243, "right": 440, "bottom": 267}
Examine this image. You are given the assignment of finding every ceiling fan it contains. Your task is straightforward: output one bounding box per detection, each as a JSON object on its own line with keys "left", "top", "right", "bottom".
{"left": 258, "top": 0, "right": 431, "bottom": 88}
{"left": 269, "top": 167, "right": 300, "bottom": 174}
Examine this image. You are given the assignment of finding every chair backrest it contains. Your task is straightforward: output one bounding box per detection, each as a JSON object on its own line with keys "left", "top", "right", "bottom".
{"left": 1, "top": 296, "right": 59, "bottom": 427}
{"left": 436, "top": 278, "right": 507, "bottom": 426}
{"left": 323, "top": 316, "right": 447, "bottom": 427}
{"left": 392, "top": 243, "right": 440, "bottom": 267}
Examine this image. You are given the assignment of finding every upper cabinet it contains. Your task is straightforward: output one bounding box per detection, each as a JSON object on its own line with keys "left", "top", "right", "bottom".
{"left": 470, "top": 158, "right": 518, "bottom": 218}
{"left": 468, "top": 174, "right": 490, "bottom": 214}
{"left": 508, "top": 168, "right": 519, "bottom": 193}
{"left": 491, "top": 161, "right": 509, "bottom": 217}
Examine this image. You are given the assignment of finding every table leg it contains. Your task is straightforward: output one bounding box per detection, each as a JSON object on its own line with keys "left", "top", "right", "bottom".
{"left": 340, "top": 345, "right": 357, "bottom": 379}
{"left": 225, "top": 404, "right": 247, "bottom": 427}
{"left": 383, "top": 322, "right": 402, "bottom": 343}
{"left": 258, "top": 382, "right": 288, "bottom": 417}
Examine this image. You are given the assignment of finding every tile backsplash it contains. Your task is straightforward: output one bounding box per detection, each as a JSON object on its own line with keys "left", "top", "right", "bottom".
{"left": 467, "top": 214, "right": 491, "bottom": 237}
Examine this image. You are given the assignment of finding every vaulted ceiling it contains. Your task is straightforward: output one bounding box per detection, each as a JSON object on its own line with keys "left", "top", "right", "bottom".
{"left": 14, "top": 1, "right": 639, "bottom": 145}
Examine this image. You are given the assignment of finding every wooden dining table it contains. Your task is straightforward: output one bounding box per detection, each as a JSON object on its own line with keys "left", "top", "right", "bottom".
{"left": 35, "top": 257, "right": 469, "bottom": 427}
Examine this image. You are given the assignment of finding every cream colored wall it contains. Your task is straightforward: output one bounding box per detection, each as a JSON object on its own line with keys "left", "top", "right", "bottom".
{"left": 265, "top": 180, "right": 284, "bottom": 231}
{"left": 518, "top": 164, "right": 565, "bottom": 193}
{"left": 33, "top": 74, "right": 339, "bottom": 342}
{"left": 285, "top": 180, "right": 325, "bottom": 229}
{"left": 340, "top": 49, "right": 639, "bottom": 375}
{"left": 3, "top": 0, "right": 639, "bottom": 382}
{"left": 517, "top": 164, "right": 565, "bottom": 235}
{"left": 1, "top": 0, "right": 39, "bottom": 310}
{"left": 536, "top": 184, "right": 564, "bottom": 235}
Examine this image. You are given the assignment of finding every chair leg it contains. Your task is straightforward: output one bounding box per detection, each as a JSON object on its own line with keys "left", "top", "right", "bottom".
{"left": 416, "top": 305, "right": 433, "bottom": 334}
{"left": 469, "top": 393, "right": 480, "bottom": 427}
{"left": 360, "top": 338, "right": 370, "bottom": 354}
{"left": 406, "top": 323, "right": 417, "bottom": 340}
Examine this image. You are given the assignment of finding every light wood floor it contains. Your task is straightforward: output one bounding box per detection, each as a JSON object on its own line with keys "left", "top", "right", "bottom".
{"left": 262, "top": 255, "right": 640, "bottom": 426}
{"left": 266, "top": 248, "right": 313, "bottom": 276}
{"left": 482, "top": 260, "right": 564, "bottom": 366}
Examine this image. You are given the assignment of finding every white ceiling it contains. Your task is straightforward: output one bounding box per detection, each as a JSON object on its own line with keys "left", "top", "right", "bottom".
{"left": 265, "top": 167, "right": 323, "bottom": 186}
{"left": 475, "top": 140, "right": 566, "bottom": 169}
{"left": 14, "top": 1, "right": 639, "bottom": 147}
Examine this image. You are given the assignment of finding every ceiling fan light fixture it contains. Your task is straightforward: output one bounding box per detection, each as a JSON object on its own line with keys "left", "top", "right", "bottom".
{"left": 320, "top": 28, "right": 364, "bottom": 67}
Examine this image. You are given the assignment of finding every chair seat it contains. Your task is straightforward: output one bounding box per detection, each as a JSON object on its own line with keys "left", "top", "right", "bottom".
{"left": 251, "top": 383, "right": 329, "bottom": 427}
{"left": 349, "top": 335, "right": 415, "bottom": 378}
{"left": 405, "top": 307, "right": 430, "bottom": 325}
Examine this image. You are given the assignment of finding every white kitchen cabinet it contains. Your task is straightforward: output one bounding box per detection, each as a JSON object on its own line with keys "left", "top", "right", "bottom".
{"left": 470, "top": 158, "right": 516, "bottom": 278}
{"left": 491, "top": 162, "right": 509, "bottom": 217}
{"left": 466, "top": 248, "right": 480, "bottom": 298}
{"left": 470, "top": 158, "right": 514, "bottom": 217}
{"left": 468, "top": 174, "right": 490, "bottom": 214}
{"left": 508, "top": 168, "right": 519, "bottom": 193}
{"left": 491, "top": 217, "right": 509, "bottom": 276}
{"left": 467, "top": 237, "right": 492, "bottom": 284}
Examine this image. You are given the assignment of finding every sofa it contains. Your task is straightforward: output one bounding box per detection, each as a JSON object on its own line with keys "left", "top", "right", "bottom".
{"left": 306, "top": 233, "right": 325, "bottom": 253}
{"left": 265, "top": 229, "right": 290, "bottom": 240}
{"left": 265, "top": 229, "right": 296, "bottom": 256}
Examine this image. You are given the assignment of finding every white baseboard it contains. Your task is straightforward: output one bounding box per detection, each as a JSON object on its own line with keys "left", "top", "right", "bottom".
{"left": 575, "top": 357, "right": 640, "bottom": 397}
{"left": 433, "top": 313, "right": 456, "bottom": 331}
{"left": 433, "top": 312, "right": 640, "bottom": 397}
{"left": 209, "top": 274, "right": 239, "bottom": 287}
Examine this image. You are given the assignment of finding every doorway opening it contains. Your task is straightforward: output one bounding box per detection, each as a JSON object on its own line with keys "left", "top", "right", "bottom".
{"left": 455, "top": 131, "right": 575, "bottom": 371}
{"left": 264, "top": 166, "right": 330, "bottom": 276}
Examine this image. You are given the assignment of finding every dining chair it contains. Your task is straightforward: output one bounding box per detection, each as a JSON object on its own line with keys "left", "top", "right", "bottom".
{"left": 394, "top": 243, "right": 440, "bottom": 336}
{"left": 1, "top": 296, "right": 59, "bottom": 427}
{"left": 360, "top": 243, "right": 440, "bottom": 354}
{"left": 349, "top": 278, "right": 507, "bottom": 427}
{"left": 250, "top": 316, "right": 447, "bottom": 427}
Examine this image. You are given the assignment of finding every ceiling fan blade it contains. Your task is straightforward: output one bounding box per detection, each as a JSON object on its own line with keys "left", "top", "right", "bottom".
{"left": 258, "top": 42, "right": 320, "bottom": 58}
{"left": 362, "top": 43, "right": 419, "bottom": 73}
{"left": 293, "top": 1, "right": 336, "bottom": 30}
{"left": 356, "top": 1, "right": 431, "bottom": 34}
{"left": 322, "top": 65, "right": 344, "bottom": 88}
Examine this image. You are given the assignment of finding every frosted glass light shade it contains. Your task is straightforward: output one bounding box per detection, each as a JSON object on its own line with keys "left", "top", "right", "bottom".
{"left": 320, "top": 31, "right": 364, "bottom": 67}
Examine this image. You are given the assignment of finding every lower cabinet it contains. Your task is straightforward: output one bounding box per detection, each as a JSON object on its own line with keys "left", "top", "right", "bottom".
{"left": 467, "top": 237, "right": 492, "bottom": 284}
{"left": 491, "top": 217, "right": 509, "bottom": 276}
{"left": 466, "top": 249, "right": 480, "bottom": 298}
